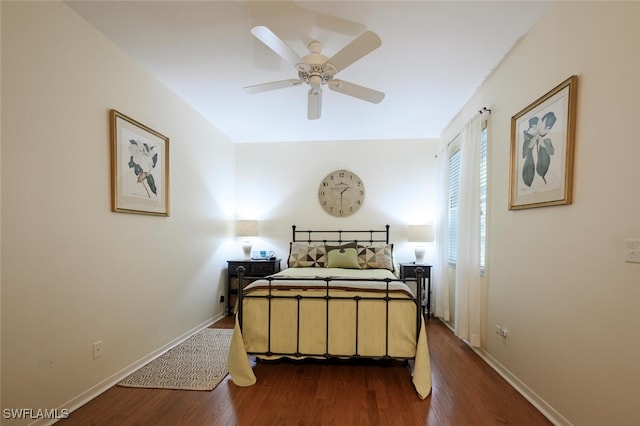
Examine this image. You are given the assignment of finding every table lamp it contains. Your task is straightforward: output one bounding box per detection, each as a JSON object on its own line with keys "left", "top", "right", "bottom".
{"left": 408, "top": 224, "right": 434, "bottom": 264}
{"left": 236, "top": 220, "right": 259, "bottom": 259}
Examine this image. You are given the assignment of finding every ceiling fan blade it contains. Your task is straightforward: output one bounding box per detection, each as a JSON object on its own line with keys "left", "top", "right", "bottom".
{"left": 328, "top": 80, "right": 385, "bottom": 104}
{"left": 326, "top": 31, "right": 381, "bottom": 73}
{"left": 251, "top": 26, "right": 302, "bottom": 68}
{"left": 307, "top": 88, "right": 322, "bottom": 120}
{"left": 243, "top": 79, "right": 302, "bottom": 94}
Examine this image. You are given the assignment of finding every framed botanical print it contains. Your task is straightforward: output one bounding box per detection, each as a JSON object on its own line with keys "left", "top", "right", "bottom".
{"left": 110, "top": 109, "right": 170, "bottom": 216}
{"left": 509, "top": 75, "right": 577, "bottom": 210}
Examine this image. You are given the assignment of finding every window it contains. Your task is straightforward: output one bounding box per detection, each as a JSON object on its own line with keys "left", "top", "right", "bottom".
{"left": 447, "top": 146, "right": 461, "bottom": 264}
{"left": 446, "top": 121, "right": 488, "bottom": 268}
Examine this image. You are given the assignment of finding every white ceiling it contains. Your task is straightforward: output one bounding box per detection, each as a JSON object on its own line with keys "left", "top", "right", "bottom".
{"left": 67, "top": 1, "right": 552, "bottom": 143}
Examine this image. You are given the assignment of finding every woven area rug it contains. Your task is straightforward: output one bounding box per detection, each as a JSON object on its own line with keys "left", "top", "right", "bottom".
{"left": 118, "top": 328, "right": 233, "bottom": 391}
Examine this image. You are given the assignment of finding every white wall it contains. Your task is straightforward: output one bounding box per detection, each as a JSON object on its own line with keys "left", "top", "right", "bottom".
{"left": 1, "top": 1, "right": 236, "bottom": 419}
{"left": 442, "top": 2, "right": 640, "bottom": 425}
{"left": 235, "top": 139, "right": 439, "bottom": 265}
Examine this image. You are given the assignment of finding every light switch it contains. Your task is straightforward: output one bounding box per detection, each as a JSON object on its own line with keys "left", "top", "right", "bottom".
{"left": 625, "top": 239, "right": 640, "bottom": 264}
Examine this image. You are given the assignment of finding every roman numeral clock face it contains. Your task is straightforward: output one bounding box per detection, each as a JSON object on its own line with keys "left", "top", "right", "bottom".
{"left": 318, "top": 170, "right": 365, "bottom": 217}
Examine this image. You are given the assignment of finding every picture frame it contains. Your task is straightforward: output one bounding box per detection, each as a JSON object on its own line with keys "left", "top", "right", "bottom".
{"left": 509, "top": 75, "right": 577, "bottom": 210}
{"left": 110, "top": 109, "right": 170, "bottom": 216}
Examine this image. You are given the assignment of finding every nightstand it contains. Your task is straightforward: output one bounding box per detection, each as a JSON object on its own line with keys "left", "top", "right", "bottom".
{"left": 399, "top": 262, "right": 432, "bottom": 317}
{"left": 226, "top": 258, "right": 281, "bottom": 316}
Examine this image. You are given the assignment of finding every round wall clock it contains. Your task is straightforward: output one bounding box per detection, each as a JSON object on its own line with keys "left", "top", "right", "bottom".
{"left": 318, "top": 169, "right": 365, "bottom": 217}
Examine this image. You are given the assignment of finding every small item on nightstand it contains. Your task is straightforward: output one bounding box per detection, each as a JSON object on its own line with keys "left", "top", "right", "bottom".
{"left": 251, "top": 250, "right": 276, "bottom": 260}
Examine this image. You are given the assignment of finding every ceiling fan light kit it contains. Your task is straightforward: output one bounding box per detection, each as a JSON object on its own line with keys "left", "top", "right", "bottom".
{"left": 244, "top": 26, "right": 385, "bottom": 120}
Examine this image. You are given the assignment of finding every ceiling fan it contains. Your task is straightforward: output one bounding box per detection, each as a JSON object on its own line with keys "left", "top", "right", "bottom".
{"left": 243, "top": 26, "right": 385, "bottom": 120}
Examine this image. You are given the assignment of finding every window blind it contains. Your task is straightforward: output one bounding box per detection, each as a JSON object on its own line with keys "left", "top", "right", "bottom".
{"left": 448, "top": 149, "right": 461, "bottom": 263}
{"left": 480, "top": 124, "right": 488, "bottom": 269}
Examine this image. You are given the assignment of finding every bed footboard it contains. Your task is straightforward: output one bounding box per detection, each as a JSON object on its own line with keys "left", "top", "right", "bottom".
{"left": 236, "top": 266, "right": 424, "bottom": 360}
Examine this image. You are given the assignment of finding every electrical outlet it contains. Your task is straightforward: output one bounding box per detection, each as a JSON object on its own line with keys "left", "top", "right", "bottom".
{"left": 495, "top": 325, "right": 508, "bottom": 343}
{"left": 218, "top": 291, "right": 224, "bottom": 303}
{"left": 92, "top": 341, "right": 103, "bottom": 359}
{"left": 625, "top": 239, "right": 640, "bottom": 264}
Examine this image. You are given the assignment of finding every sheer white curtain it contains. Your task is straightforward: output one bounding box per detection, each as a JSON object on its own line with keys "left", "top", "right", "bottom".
{"left": 454, "top": 114, "right": 482, "bottom": 347}
{"left": 434, "top": 146, "right": 451, "bottom": 322}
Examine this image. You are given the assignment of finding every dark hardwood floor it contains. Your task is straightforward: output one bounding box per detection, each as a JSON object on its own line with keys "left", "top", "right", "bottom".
{"left": 60, "top": 317, "right": 551, "bottom": 425}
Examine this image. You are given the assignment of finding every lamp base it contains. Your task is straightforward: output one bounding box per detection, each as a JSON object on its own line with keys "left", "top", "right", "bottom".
{"left": 414, "top": 245, "right": 426, "bottom": 264}
{"left": 242, "top": 241, "right": 252, "bottom": 259}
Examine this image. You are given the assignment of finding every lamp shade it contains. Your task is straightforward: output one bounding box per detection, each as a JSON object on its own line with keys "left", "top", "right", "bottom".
{"left": 408, "top": 225, "right": 434, "bottom": 243}
{"left": 236, "top": 220, "right": 259, "bottom": 237}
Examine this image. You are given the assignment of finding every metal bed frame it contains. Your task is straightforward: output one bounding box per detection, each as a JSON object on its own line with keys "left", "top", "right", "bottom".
{"left": 236, "top": 225, "right": 424, "bottom": 360}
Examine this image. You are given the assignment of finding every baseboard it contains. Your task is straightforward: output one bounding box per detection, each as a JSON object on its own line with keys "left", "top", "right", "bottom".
{"left": 31, "top": 314, "right": 223, "bottom": 426}
{"left": 471, "top": 347, "right": 573, "bottom": 426}
{"left": 438, "top": 319, "right": 571, "bottom": 426}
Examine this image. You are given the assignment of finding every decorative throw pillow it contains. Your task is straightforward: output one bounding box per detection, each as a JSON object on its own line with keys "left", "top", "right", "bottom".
{"left": 325, "top": 242, "right": 357, "bottom": 252}
{"left": 326, "top": 247, "right": 361, "bottom": 269}
{"left": 357, "top": 244, "right": 395, "bottom": 271}
{"left": 288, "top": 242, "right": 327, "bottom": 268}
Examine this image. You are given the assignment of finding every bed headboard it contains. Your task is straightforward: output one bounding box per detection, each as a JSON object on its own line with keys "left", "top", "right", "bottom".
{"left": 292, "top": 225, "right": 390, "bottom": 245}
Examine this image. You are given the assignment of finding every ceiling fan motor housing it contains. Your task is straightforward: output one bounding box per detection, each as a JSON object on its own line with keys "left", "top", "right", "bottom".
{"left": 297, "top": 43, "right": 336, "bottom": 89}
{"left": 297, "top": 63, "right": 336, "bottom": 88}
